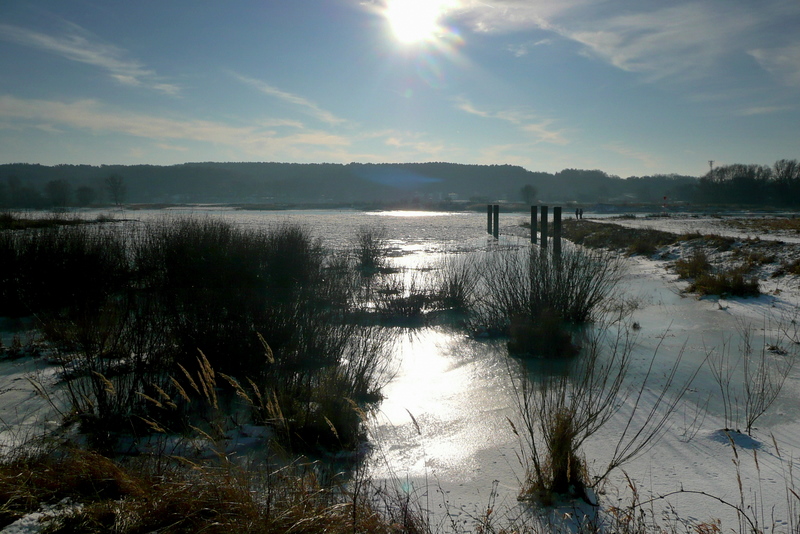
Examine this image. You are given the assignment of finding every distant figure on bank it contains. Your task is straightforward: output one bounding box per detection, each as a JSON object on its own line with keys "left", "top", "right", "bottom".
{"left": 575, "top": 208, "right": 579, "bottom": 219}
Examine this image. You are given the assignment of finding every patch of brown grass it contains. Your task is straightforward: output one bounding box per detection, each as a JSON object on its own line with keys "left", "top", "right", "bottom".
{"left": 560, "top": 220, "right": 676, "bottom": 256}
{"left": 0, "top": 448, "right": 426, "bottom": 534}
{"left": 686, "top": 269, "right": 760, "bottom": 297}
{"left": 724, "top": 217, "right": 800, "bottom": 235}
{"left": 674, "top": 250, "right": 712, "bottom": 279}
{"left": 773, "top": 258, "right": 800, "bottom": 277}
{"left": 0, "top": 449, "right": 143, "bottom": 528}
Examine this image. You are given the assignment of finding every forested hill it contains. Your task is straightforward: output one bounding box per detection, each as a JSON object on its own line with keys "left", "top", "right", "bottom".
{"left": 0, "top": 161, "right": 697, "bottom": 206}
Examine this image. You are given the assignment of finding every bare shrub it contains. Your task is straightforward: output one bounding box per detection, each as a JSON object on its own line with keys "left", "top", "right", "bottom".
{"left": 512, "top": 321, "right": 698, "bottom": 503}
{"left": 512, "top": 321, "right": 633, "bottom": 501}
{"left": 529, "top": 246, "right": 626, "bottom": 323}
{"left": 14, "top": 216, "right": 392, "bottom": 454}
{"left": 688, "top": 269, "right": 760, "bottom": 297}
{"left": 708, "top": 320, "right": 794, "bottom": 434}
{"left": 469, "top": 245, "right": 530, "bottom": 334}
{"left": 430, "top": 253, "right": 478, "bottom": 312}
{"left": 0, "top": 225, "right": 129, "bottom": 317}
{"left": 41, "top": 298, "right": 184, "bottom": 448}
{"left": 353, "top": 224, "right": 389, "bottom": 275}
{"left": 469, "top": 245, "right": 625, "bottom": 356}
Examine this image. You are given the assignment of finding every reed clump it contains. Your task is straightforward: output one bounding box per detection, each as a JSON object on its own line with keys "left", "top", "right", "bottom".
{"left": 469, "top": 245, "right": 625, "bottom": 357}
{"left": 2, "top": 217, "right": 389, "bottom": 454}
{"left": 353, "top": 224, "right": 389, "bottom": 276}
{"left": 675, "top": 249, "right": 712, "bottom": 279}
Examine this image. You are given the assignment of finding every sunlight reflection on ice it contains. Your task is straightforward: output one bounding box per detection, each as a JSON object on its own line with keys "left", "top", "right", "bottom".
{"left": 378, "top": 329, "right": 467, "bottom": 425}
{"left": 370, "top": 328, "right": 515, "bottom": 479}
{"left": 368, "top": 210, "right": 456, "bottom": 217}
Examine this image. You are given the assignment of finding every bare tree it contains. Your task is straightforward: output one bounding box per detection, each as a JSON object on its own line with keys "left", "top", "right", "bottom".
{"left": 44, "top": 179, "right": 72, "bottom": 208}
{"left": 520, "top": 184, "right": 538, "bottom": 205}
{"left": 76, "top": 185, "right": 97, "bottom": 207}
{"left": 105, "top": 174, "right": 126, "bottom": 206}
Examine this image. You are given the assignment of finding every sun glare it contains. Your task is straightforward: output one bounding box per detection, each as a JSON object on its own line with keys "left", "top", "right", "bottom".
{"left": 385, "top": 0, "right": 453, "bottom": 44}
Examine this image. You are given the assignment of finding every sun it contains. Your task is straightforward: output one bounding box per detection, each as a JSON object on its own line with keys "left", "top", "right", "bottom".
{"left": 384, "top": 0, "right": 454, "bottom": 44}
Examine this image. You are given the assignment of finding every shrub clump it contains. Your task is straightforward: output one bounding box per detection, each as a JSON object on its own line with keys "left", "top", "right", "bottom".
{"left": 560, "top": 219, "right": 676, "bottom": 255}
{"left": 687, "top": 269, "right": 760, "bottom": 297}
{"left": 671, "top": 245, "right": 760, "bottom": 297}
{"left": 352, "top": 224, "right": 389, "bottom": 275}
{"left": 470, "top": 245, "right": 624, "bottom": 357}
{"left": 772, "top": 257, "right": 800, "bottom": 277}
{"left": 674, "top": 249, "right": 712, "bottom": 279}
{"left": 2, "top": 217, "right": 388, "bottom": 454}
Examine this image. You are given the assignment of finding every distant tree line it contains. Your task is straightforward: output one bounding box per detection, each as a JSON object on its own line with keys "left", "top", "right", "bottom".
{"left": 695, "top": 159, "right": 800, "bottom": 206}
{"left": 0, "top": 160, "right": 796, "bottom": 207}
{"left": 0, "top": 172, "right": 125, "bottom": 209}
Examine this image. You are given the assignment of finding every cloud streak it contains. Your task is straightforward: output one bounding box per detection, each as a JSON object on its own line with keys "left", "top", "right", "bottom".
{"left": 603, "top": 143, "right": 658, "bottom": 170}
{"left": 565, "top": 3, "right": 758, "bottom": 81}
{"left": 0, "top": 95, "right": 349, "bottom": 154}
{"left": 454, "top": 96, "right": 568, "bottom": 145}
{"left": 749, "top": 43, "right": 800, "bottom": 88}
{"left": 445, "top": 0, "right": 800, "bottom": 85}
{"left": 0, "top": 22, "right": 179, "bottom": 95}
{"left": 233, "top": 73, "right": 346, "bottom": 126}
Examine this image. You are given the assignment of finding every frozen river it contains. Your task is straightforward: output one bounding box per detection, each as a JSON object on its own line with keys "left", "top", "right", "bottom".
{"left": 3, "top": 207, "right": 800, "bottom": 532}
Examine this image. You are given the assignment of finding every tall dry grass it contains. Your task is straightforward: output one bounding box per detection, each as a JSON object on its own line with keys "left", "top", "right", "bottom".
{"left": 2, "top": 217, "right": 391, "bottom": 454}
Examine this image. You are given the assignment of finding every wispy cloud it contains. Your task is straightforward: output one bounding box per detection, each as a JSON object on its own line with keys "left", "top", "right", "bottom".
{"left": 603, "top": 143, "right": 658, "bottom": 170}
{"left": 232, "top": 73, "right": 346, "bottom": 126}
{"left": 447, "top": 1, "right": 800, "bottom": 85}
{"left": 749, "top": 43, "right": 800, "bottom": 87}
{"left": 0, "top": 94, "right": 472, "bottom": 164}
{"left": 0, "top": 22, "right": 179, "bottom": 94}
{"left": 507, "top": 39, "right": 552, "bottom": 57}
{"left": 566, "top": 3, "right": 758, "bottom": 81}
{"left": 454, "top": 96, "right": 568, "bottom": 145}
{"left": 734, "top": 104, "right": 793, "bottom": 117}
{"left": 383, "top": 132, "right": 446, "bottom": 156}
{"left": 0, "top": 95, "right": 349, "bottom": 154}
{"left": 453, "top": 0, "right": 590, "bottom": 34}
{"left": 156, "top": 143, "right": 190, "bottom": 152}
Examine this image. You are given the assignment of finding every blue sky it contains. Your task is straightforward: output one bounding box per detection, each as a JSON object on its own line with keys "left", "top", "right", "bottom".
{"left": 1, "top": 0, "right": 798, "bottom": 177}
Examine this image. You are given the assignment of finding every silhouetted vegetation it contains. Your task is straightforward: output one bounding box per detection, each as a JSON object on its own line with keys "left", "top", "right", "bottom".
{"left": 0, "top": 158, "right": 796, "bottom": 208}
{"left": 3, "top": 212, "right": 799, "bottom": 532}
{"left": 695, "top": 161, "right": 800, "bottom": 206}
{"left": 466, "top": 246, "right": 625, "bottom": 357}
{"left": 1, "top": 218, "right": 392, "bottom": 453}
{"left": 0, "top": 162, "right": 698, "bottom": 207}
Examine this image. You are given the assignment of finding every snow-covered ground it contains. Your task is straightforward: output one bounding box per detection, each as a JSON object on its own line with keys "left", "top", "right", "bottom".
{"left": 370, "top": 214, "right": 800, "bottom": 532}
{"left": 2, "top": 213, "right": 800, "bottom": 533}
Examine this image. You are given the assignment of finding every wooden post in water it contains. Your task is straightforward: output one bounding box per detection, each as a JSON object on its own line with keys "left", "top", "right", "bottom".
{"left": 530, "top": 205, "right": 538, "bottom": 244}
{"left": 553, "top": 207, "right": 562, "bottom": 258}
{"left": 493, "top": 204, "right": 500, "bottom": 239}
{"left": 540, "top": 205, "right": 548, "bottom": 248}
{"left": 487, "top": 205, "right": 493, "bottom": 235}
